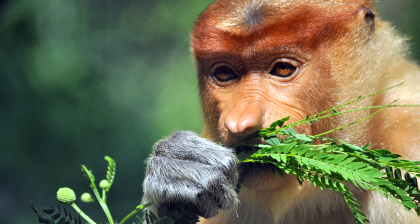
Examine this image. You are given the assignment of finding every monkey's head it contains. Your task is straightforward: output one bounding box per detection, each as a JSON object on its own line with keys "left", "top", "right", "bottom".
{"left": 191, "top": 0, "right": 387, "bottom": 190}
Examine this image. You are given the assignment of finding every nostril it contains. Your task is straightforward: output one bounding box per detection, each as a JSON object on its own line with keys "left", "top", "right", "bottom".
{"left": 243, "top": 127, "right": 254, "bottom": 132}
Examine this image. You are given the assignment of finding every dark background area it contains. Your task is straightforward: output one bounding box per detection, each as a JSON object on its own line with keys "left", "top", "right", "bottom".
{"left": 1, "top": 0, "right": 419, "bottom": 223}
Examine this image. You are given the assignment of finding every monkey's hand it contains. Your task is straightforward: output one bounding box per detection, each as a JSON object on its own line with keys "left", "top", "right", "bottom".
{"left": 142, "top": 131, "right": 239, "bottom": 219}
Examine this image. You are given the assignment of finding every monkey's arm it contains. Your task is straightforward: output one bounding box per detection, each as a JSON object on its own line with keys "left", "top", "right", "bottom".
{"left": 142, "top": 131, "right": 239, "bottom": 219}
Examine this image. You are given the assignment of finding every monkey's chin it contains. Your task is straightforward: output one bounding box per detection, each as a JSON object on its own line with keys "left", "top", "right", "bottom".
{"left": 239, "top": 163, "right": 297, "bottom": 192}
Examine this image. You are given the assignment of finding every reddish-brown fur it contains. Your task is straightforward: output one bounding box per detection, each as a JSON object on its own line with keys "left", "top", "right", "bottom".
{"left": 191, "top": 0, "right": 420, "bottom": 223}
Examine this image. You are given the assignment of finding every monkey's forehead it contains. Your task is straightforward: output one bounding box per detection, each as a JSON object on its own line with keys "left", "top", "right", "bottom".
{"left": 191, "top": 0, "right": 374, "bottom": 60}
{"left": 195, "top": 0, "right": 373, "bottom": 33}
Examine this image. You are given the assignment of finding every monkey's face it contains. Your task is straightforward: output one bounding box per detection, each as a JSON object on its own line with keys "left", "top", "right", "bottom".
{"left": 192, "top": 2, "right": 358, "bottom": 145}
{"left": 195, "top": 49, "right": 320, "bottom": 191}
{"left": 191, "top": 1, "right": 376, "bottom": 191}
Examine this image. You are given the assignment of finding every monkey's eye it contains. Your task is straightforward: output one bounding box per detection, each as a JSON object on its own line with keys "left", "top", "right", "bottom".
{"left": 269, "top": 62, "right": 297, "bottom": 78}
{"left": 214, "top": 66, "right": 238, "bottom": 82}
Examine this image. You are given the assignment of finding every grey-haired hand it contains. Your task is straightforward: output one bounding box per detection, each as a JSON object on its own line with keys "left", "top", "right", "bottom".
{"left": 142, "top": 131, "right": 239, "bottom": 218}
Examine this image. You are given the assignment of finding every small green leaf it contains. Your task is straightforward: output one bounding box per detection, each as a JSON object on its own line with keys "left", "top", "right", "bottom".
{"left": 386, "top": 166, "right": 394, "bottom": 178}
{"left": 331, "top": 154, "right": 348, "bottom": 164}
{"left": 266, "top": 135, "right": 281, "bottom": 146}
{"left": 276, "top": 167, "right": 284, "bottom": 177}
{"left": 257, "top": 144, "right": 273, "bottom": 148}
{"left": 404, "top": 172, "right": 413, "bottom": 183}
{"left": 410, "top": 176, "right": 418, "bottom": 188}
{"left": 294, "top": 134, "right": 313, "bottom": 142}
{"left": 270, "top": 154, "right": 281, "bottom": 162}
{"left": 395, "top": 169, "right": 403, "bottom": 180}
{"left": 305, "top": 150, "right": 321, "bottom": 158}
{"left": 288, "top": 127, "right": 297, "bottom": 135}
{"left": 280, "top": 154, "right": 287, "bottom": 163}
{"left": 402, "top": 200, "right": 417, "bottom": 209}
{"left": 270, "top": 116, "right": 290, "bottom": 128}
{"left": 343, "top": 143, "right": 364, "bottom": 152}
{"left": 295, "top": 145, "right": 312, "bottom": 156}
{"left": 339, "top": 157, "right": 356, "bottom": 166}
{"left": 276, "top": 143, "right": 297, "bottom": 154}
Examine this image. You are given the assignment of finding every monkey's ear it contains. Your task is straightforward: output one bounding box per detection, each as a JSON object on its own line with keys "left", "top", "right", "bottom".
{"left": 358, "top": 7, "right": 375, "bottom": 34}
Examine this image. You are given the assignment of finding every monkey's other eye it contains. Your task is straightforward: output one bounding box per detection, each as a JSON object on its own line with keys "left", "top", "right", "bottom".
{"left": 214, "top": 66, "right": 238, "bottom": 82}
{"left": 270, "top": 62, "right": 297, "bottom": 78}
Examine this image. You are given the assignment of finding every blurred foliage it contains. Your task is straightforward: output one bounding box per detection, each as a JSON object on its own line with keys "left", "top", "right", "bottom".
{"left": 0, "top": 0, "right": 419, "bottom": 223}
{"left": 0, "top": 0, "right": 210, "bottom": 223}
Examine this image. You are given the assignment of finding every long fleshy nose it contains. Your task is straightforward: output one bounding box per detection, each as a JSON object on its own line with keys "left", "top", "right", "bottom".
{"left": 224, "top": 103, "right": 264, "bottom": 137}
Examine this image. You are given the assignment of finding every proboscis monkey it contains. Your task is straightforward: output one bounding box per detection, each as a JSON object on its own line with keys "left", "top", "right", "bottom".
{"left": 143, "top": 0, "right": 420, "bottom": 223}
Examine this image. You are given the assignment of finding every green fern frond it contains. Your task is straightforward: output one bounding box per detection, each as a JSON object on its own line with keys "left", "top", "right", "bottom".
{"left": 241, "top": 134, "right": 420, "bottom": 224}
{"left": 239, "top": 83, "right": 420, "bottom": 223}
{"left": 104, "top": 156, "right": 116, "bottom": 191}
{"left": 30, "top": 201, "right": 82, "bottom": 224}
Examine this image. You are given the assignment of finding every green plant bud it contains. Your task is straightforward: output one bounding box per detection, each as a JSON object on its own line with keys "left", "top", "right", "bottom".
{"left": 80, "top": 192, "right": 95, "bottom": 203}
{"left": 57, "top": 187, "right": 76, "bottom": 205}
{"left": 99, "top": 179, "right": 109, "bottom": 189}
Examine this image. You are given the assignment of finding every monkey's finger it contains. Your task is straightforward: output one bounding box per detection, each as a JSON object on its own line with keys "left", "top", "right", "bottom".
{"left": 144, "top": 158, "right": 220, "bottom": 217}
{"left": 144, "top": 156, "right": 238, "bottom": 216}
{"left": 154, "top": 131, "right": 238, "bottom": 179}
{"left": 146, "top": 156, "right": 222, "bottom": 185}
{"left": 144, "top": 173, "right": 220, "bottom": 218}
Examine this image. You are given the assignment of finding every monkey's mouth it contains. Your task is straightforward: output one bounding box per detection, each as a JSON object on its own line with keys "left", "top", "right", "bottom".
{"left": 232, "top": 137, "right": 290, "bottom": 189}
{"left": 233, "top": 145, "right": 259, "bottom": 154}
{"left": 229, "top": 132, "right": 265, "bottom": 154}
{"left": 231, "top": 133, "right": 284, "bottom": 154}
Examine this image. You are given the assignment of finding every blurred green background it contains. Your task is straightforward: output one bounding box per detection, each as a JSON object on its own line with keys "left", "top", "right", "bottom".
{"left": 1, "top": 0, "right": 419, "bottom": 223}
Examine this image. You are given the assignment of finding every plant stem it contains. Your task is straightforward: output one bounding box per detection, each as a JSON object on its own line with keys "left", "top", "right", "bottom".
{"left": 92, "top": 186, "right": 114, "bottom": 224}
{"left": 81, "top": 165, "right": 114, "bottom": 224}
{"left": 314, "top": 100, "right": 396, "bottom": 137}
{"left": 306, "top": 82, "right": 405, "bottom": 120}
{"left": 119, "top": 203, "right": 152, "bottom": 224}
{"left": 102, "top": 189, "right": 106, "bottom": 202}
{"left": 287, "top": 104, "right": 416, "bottom": 130}
{"left": 71, "top": 203, "right": 97, "bottom": 224}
